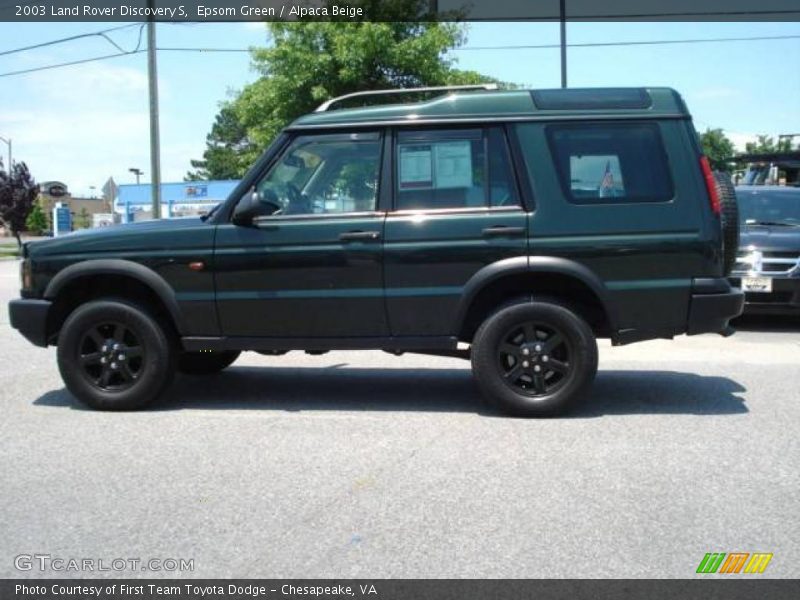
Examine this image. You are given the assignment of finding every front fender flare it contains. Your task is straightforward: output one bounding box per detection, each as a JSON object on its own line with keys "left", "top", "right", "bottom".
{"left": 44, "top": 259, "right": 186, "bottom": 335}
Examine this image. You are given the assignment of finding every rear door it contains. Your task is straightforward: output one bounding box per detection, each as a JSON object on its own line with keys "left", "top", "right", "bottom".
{"left": 383, "top": 125, "right": 528, "bottom": 336}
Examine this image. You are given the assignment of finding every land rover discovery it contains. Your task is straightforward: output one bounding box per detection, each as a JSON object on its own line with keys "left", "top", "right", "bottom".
{"left": 9, "top": 86, "right": 743, "bottom": 416}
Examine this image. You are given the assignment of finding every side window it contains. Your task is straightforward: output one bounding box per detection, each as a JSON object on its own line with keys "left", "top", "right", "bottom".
{"left": 547, "top": 123, "right": 673, "bottom": 203}
{"left": 252, "top": 133, "right": 381, "bottom": 217}
{"left": 395, "top": 127, "right": 518, "bottom": 210}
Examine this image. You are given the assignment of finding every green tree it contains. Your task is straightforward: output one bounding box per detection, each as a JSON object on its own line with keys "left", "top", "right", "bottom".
{"left": 698, "top": 128, "right": 735, "bottom": 171}
{"left": 745, "top": 134, "right": 793, "bottom": 155}
{"left": 25, "top": 201, "right": 47, "bottom": 234}
{"left": 185, "top": 105, "right": 256, "bottom": 181}
{"left": 190, "top": 2, "right": 500, "bottom": 179}
{"left": 0, "top": 160, "right": 39, "bottom": 247}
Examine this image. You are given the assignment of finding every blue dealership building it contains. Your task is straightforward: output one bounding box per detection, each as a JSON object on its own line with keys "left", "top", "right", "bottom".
{"left": 115, "top": 180, "right": 239, "bottom": 222}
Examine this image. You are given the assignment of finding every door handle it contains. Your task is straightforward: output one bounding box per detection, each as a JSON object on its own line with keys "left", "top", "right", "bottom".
{"left": 339, "top": 230, "right": 381, "bottom": 242}
{"left": 482, "top": 226, "right": 526, "bottom": 237}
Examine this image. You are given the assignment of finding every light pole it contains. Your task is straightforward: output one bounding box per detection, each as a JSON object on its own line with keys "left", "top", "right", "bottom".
{"left": 129, "top": 168, "right": 143, "bottom": 185}
{"left": 559, "top": 0, "right": 567, "bottom": 88}
{"left": 0, "top": 135, "right": 11, "bottom": 169}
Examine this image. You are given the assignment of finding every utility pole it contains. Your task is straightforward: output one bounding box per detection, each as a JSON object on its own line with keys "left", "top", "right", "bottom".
{"left": 559, "top": 0, "right": 567, "bottom": 88}
{"left": 0, "top": 135, "right": 11, "bottom": 169}
{"left": 147, "top": 0, "right": 162, "bottom": 219}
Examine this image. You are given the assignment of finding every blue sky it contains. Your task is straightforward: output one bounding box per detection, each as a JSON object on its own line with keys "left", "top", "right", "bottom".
{"left": 0, "top": 21, "right": 798, "bottom": 196}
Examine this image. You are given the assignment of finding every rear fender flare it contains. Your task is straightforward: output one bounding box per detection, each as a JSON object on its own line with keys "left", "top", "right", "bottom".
{"left": 453, "top": 256, "right": 617, "bottom": 332}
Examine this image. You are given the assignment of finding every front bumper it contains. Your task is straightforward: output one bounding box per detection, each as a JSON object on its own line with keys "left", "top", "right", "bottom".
{"left": 686, "top": 278, "right": 744, "bottom": 336}
{"left": 729, "top": 277, "right": 800, "bottom": 315}
{"left": 8, "top": 299, "right": 52, "bottom": 347}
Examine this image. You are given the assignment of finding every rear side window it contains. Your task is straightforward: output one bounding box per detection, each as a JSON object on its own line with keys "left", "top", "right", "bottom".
{"left": 547, "top": 123, "right": 673, "bottom": 203}
{"left": 395, "top": 127, "right": 518, "bottom": 210}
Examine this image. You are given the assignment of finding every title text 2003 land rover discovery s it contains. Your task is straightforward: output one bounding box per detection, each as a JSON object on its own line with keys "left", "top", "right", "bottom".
{"left": 9, "top": 86, "right": 744, "bottom": 416}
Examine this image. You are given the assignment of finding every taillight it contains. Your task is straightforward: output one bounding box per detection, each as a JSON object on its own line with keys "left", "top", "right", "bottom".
{"left": 20, "top": 259, "right": 33, "bottom": 292}
{"left": 699, "top": 155, "right": 721, "bottom": 215}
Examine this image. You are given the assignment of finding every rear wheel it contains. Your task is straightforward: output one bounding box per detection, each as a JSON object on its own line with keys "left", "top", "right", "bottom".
{"left": 178, "top": 350, "right": 240, "bottom": 375}
{"left": 56, "top": 299, "right": 175, "bottom": 411}
{"left": 471, "top": 300, "right": 598, "bottom": 417}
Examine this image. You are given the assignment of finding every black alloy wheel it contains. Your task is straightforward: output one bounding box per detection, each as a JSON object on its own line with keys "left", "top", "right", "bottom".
{"left": 57, "top": 299, "right": 175, "bottom": 411}
{"left": 471, "top": 300, "right": 598, "bottom": 417}
{"left": 78, "top": 322, "right": 145, "bottom": 391}
{"left": 497, "top": 321, "right": 573, "bottom": 397}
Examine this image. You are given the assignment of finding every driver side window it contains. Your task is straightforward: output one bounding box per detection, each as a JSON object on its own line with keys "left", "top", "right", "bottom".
{"left": 254, "top": 133, "right": 381, "bottom": 217}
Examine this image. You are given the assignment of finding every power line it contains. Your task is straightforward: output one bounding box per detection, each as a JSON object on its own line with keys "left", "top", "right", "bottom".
{"left": 0, "top": 24, "right": 146, "bottom": 78}
{"left": 0, "top": 23, "right": 140, "bottom": 57}
{"left": 0, "top": 49, "right": 146, "bottom": 77}
{"left": 0, "top": 20, "right": 200, "bottom": 57}
{"left": 157, "top": 47, "right": 250, "bottom": 52}
{"left": 1, "top": 32, "right": 799, "bottom": 79}
{"left": 454, "top": 33, "right": 800, "bottom": 51}
{"left": 110, "top": 33, "right": 800, "bottom": 54}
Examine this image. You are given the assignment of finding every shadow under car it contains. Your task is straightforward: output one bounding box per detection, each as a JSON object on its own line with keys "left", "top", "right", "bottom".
{"left": 34, "top": 366, "right": 747, "bottom": 417}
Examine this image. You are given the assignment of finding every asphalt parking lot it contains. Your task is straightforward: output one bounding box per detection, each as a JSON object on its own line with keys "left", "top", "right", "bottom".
{"left": 0, "top": 259, "right": 798, "bottom": 578}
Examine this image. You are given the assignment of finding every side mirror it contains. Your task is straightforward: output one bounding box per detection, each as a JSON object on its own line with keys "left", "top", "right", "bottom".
{"left": 232, "top": 188, "right": 261, "bottom": 225}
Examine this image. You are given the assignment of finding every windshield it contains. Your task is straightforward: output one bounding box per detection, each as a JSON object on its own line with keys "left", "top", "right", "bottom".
{"left": 737, "top": 188, "right": 800, "bottom": 225}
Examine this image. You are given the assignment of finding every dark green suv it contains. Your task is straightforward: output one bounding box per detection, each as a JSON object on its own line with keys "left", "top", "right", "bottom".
{"left": 9, "top": 86, "right": 744, "bottom": 416}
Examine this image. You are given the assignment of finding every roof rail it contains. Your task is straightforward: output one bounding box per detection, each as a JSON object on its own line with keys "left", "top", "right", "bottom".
{"left": 314, "top": 83, "right": 499, "bottom": 112}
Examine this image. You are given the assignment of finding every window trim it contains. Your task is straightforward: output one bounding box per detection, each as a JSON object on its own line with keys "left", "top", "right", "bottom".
{"left": 505, "top": 124, "right": 535, "bottom": 212}
{"left": 545, "top": 121, "right": 675, "bottom": 205}
{"left": 232, "top": 129, "right": 385, "bottom": 222}
{"left": 487, "top": 126, "right": 521, "bottom": 209}
{"left": 389, "top": 205, "right": 522, "bottom": 217}
{"left": 390, "top": 125, "right": 522, "bottom": 213}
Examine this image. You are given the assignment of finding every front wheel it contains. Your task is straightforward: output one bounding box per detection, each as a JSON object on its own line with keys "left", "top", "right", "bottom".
{"left": 57, "top": 299, "right": 175, "bottom": 411}
{"left": 471, "top": 300, "right": 598, "bottom": 417}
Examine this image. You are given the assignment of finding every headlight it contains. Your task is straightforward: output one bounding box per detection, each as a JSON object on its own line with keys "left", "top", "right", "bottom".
{"left": 20, "top": 259, "right": 33, "bottom": 292}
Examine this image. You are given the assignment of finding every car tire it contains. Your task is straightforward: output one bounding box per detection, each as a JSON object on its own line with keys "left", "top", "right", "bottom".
{"left": 471, "top": 300, "right": 598, "bottom": 417}
{"left": 714, "top": 171, "right": 740, "bottom": 276}
{"left": 56, "top": 299, "right": 175, "bottom": 411}
{"left": 177, "top": 350, "right": 240, "bottom": 375}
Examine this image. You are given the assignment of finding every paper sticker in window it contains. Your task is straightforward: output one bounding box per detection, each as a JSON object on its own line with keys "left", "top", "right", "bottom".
{"left": 434, "top": 141, "right": 473, "bottom": 189}
{"left": 399, "top": 145, "right": 433, "bottom": 189}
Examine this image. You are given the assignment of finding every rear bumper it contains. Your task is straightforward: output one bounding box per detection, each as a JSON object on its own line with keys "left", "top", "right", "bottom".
{"left": 686, "top": 278, "right": 744, "bottom": 336}
{"left": 8, "top": 299, "right": 52, "bottom": 347}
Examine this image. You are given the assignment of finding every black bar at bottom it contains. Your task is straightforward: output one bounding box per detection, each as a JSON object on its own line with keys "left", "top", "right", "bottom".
{"left": 1, "top": 579, "right": 798, "bottom": 600}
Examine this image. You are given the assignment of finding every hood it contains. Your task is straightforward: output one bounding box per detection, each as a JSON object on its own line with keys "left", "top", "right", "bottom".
{"left": 26, "top": 218, "right": 211, "bottom": 258}
{"left": 739, "top": 224, "right": 800, "bottom": 252}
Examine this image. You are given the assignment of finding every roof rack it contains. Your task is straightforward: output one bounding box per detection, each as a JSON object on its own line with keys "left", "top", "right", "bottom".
{"left": 314, "top": 83, "right": 499, "bottom": 112}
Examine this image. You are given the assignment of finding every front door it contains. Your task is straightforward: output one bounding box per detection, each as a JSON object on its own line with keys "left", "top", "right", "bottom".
{"left": 214, "top": 131, "right": 388, "bottom": 338}
{"left": 383, "top": 126, "right": 529, "bottom": 336}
